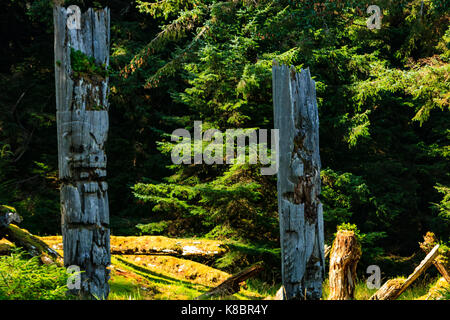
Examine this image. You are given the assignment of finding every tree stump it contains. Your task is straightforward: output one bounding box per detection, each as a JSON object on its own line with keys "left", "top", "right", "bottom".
{"left": 54, "top": 6, "right": 111, "bottom": 299}
{"left": 328, "top": 230, "right": 361, "bottom": 300}
{"left": 272, "top": 62, "right": 325, "bottom": 300}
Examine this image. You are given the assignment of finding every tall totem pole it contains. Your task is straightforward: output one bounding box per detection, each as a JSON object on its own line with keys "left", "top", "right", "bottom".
{"left": 272, "top": 61, "right": 325, "bottom": 300}
{"left": 54, "top": 5, "right": 111, "bottom": 299}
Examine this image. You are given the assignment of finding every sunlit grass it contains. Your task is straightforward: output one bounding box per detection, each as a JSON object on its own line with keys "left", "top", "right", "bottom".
{"left": 321, "top": 275, "right": 441, "bottom": 300}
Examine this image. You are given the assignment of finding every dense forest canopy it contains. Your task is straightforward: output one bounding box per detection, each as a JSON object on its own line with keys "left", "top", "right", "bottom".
{"left": 0, "top": 0, "right": 449, "bottom": 276}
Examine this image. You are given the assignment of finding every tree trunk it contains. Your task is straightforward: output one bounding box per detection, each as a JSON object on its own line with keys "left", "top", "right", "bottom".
{"left": 370, "top": 244, "right": 440, "bottom": 300}
{"left": 420, "top": 232, "right": 450, "bottom": 283}
{"left": 54, "top": 5, "right": 111, "bottom": 299}
{"left": 328, "top": 230, "right": 361, "bottom": 300}
{"left": 272, "top": 61, "right": 325, "bottom": 300}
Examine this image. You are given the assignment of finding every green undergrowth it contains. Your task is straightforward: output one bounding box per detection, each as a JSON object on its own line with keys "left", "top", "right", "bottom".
{"left": 0, "top": 249, "right": 71, "bottom": 300}
{"left": 0, "top": 248, "right": 443, "bottom": 300}
{"left": 321, "top": 275, "right": 441, "bottom": 300}
{"left": 70, "top": 48, "right": 109, "bottom": 79}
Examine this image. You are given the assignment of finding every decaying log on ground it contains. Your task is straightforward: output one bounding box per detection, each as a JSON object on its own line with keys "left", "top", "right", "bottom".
{"left": 328, "top": 230, "right": 361, "bottom": 300}
{"left": 54, "top": 5, "right": 111, "bottom": 299}
{"left": 0, "top": 225, "right": 63, "bottom": 265}
{"left": 41, "top": 235, "right": 226, "bottom": 260}
{"left": 369, "top": 278, "right": 406, "bottom": 300}
{"left": 1, "top": 206, "right": 62, "bottom": 264}
{"left": 196, "top": 262, "right": 264, "bottom": 299}
{"left": 370, "top": 244, "right": 440, "bottom": 300}
{"left": 420, "top": 232, "right": 450, "bottom": 283}
{"left": 272, "top": 62, "right": 325, "bottom": 300}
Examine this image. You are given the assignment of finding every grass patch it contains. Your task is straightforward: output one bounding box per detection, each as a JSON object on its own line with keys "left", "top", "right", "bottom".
{"left": 321, "top": 274, "right": 440, "bottom": 300}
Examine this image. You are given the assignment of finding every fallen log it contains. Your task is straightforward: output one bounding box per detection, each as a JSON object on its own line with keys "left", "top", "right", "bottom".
{"left": 41, "top": 235, "right": 227, "bottom": 260}
{"left": 420, "top": 232, "right": 450, "bottom": 283}
{"left": 328, "top": 229, "right": 361, "bottom": 300}
{"left": 370, "top": 244, "right": 440, "bottom": 300}
{"left": 369, "top": 278, "right": 406, "bottom": 300}
{"left": 0, "top": 206, "right": 63, "bottom": 265}
{"left": 0, "top": 224, "right": 63, "bottom": 266}
{"left": 196, "top": 262, "right": 264, "bottom": 299}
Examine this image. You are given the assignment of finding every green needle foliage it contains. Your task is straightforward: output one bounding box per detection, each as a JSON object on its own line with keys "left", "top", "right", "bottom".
{"left": 0, "top": 0, "right": 448, "bottom": 279}
{"left": 0, "top": 249, "right": 70, "bottom": 300}
{"left": 70, "top": 48, "right": 109, "bottom": 79}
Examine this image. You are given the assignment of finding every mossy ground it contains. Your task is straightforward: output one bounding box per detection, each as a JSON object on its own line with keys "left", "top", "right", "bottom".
{"left": 37, "top": 236, "right": 264, "bottom": 300}
{"left": 108, "top": 256, "right": 265, "bottom": 300}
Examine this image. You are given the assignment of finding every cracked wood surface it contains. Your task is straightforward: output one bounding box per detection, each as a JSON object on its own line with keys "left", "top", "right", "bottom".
{"left": 54, "top": 6, "right": 110, "bottom": 299}
{"left": 272, "top": 61, "right": 325, "bottom": 300}
{"left": 328, "top": 230, "right": 361, "bottom": 300}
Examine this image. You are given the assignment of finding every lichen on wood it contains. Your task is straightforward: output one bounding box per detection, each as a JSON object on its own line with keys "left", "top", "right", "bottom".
{"left": 370, "top": 278, "right": 406, "bottom": 300}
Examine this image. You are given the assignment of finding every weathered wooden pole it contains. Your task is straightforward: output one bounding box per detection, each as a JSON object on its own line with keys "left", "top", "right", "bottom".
{"left": 54, "top": 5, "right": 111, "bottom": 299}
{"left": 328, "top": 229, "right": 361, "bottom": 300}
{"left": 272, "top": 61, "right": 325, "bottom": 300}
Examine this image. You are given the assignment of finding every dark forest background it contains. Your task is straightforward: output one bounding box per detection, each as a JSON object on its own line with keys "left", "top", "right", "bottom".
{"left": 0, "top": 0, "right": 449, "bottom": 277}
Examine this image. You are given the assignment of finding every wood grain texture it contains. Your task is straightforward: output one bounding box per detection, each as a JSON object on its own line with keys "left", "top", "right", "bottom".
{"left": 328, "top": 230, "right": 361, "bottom": 300}
{"left": 54, "top": 6, "right": 110, "bottom": 299}
{"left": 272, "top": 61, "right": 325, "bottom": 300}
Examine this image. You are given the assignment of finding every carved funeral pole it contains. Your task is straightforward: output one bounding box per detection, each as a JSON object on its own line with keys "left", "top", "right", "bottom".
{"left": 54, "top": 6, "right": 111, "bottom": 299}
{"left": 328, "top": 229, "right": 361, "bottom": 300}
{"left": 272, "top": 61, "right": 325, "bottom": 299}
